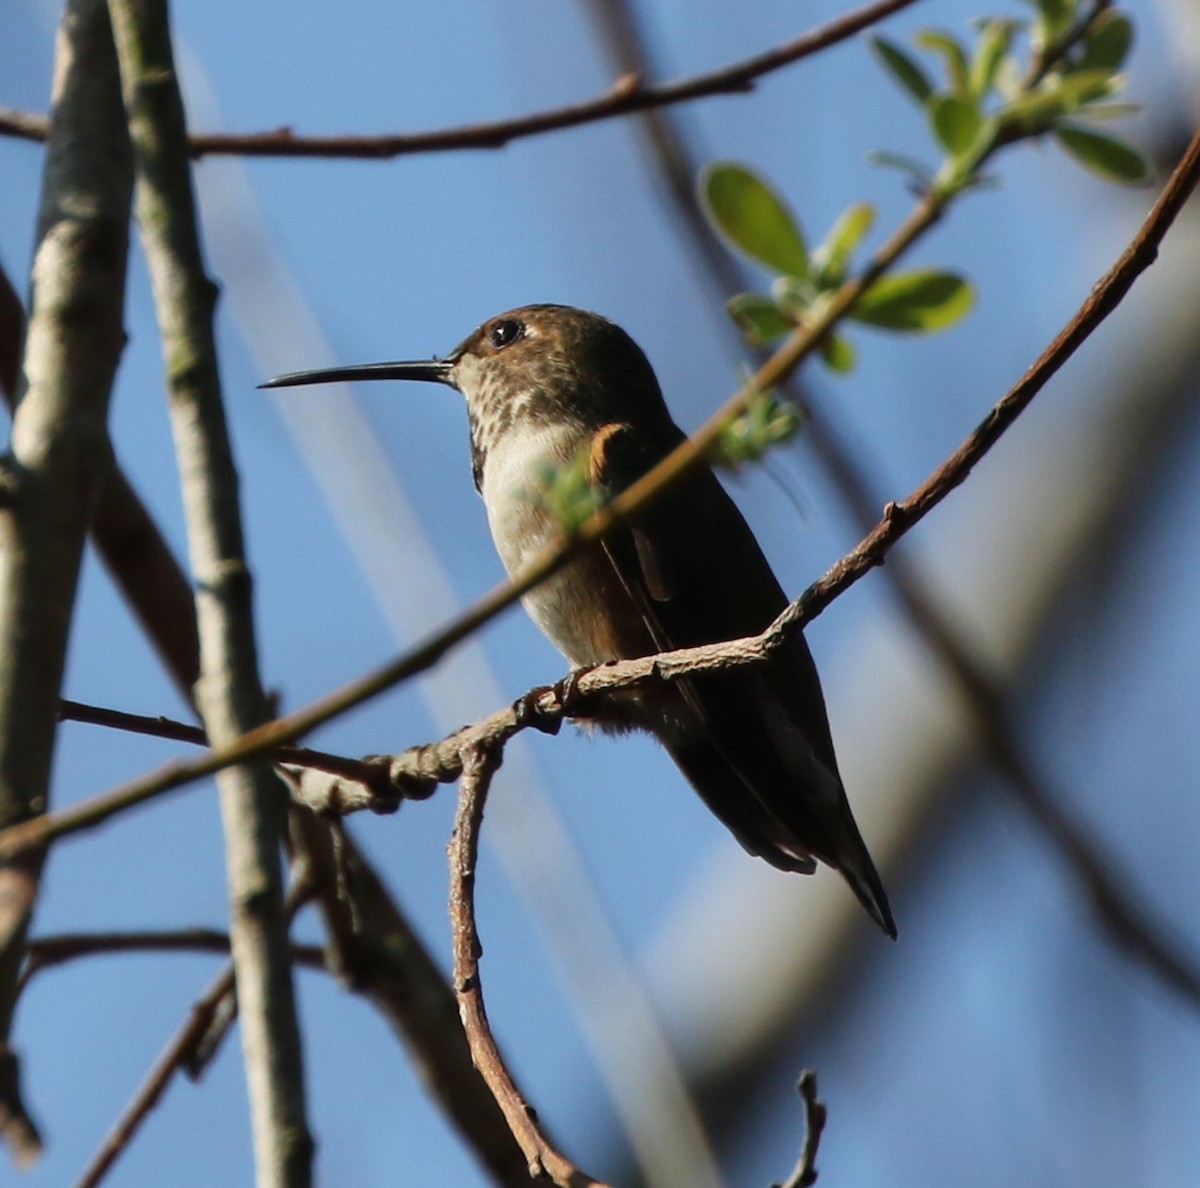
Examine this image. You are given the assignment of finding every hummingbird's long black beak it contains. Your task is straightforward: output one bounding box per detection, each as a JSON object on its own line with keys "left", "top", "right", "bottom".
{"left": 259, "top": 358, "right": 455, "bottom": 390}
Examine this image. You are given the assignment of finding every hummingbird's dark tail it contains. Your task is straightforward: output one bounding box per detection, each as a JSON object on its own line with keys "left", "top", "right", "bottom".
{"left": 662, "top": 721, "right": 897, "bottom": 938}
{"left": 766, "top": 803, "right": 896, "bottom": 939}
{"left": 828, "top": 836, "right": 896, "bottom": 939}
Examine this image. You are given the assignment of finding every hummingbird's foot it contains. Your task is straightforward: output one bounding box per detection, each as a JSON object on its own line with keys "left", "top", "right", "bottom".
{"left": 551, "top": 666, "right": 593, "bottom": 717}
{"left": 512, "top": 686, "right": 563, "bottom": 735}
{"left": 512, "top": 666, "right": 594, "bottom": 734}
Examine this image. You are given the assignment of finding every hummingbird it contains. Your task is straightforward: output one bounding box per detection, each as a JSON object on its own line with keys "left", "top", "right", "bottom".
{"left": 264, "top": 304, "right": 895, "bottom": 937}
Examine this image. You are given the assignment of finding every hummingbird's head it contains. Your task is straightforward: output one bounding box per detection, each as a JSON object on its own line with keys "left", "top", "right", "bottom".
{"left": 261, "top": 304, "right": 671, "bottom": 435}
{"left": 443, "top": 305, "right": 672, "bottom": 445}
{"left": 262, "top": 305, "right": 675, "bottom": 489}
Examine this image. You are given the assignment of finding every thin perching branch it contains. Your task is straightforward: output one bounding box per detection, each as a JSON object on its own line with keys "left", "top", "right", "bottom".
{"left": 0, "top": 0, "right": 133, "bottom": 1166}
{"left": 105, "top": 0, "right": 313, "bottom": 1183}
{"left": 0, "top": 0, "right": 922, "bottom": 159}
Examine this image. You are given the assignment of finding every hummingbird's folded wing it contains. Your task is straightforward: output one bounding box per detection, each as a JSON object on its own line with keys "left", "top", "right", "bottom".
{"left": 588, "top": 422, "right": 896, "bottom": 935}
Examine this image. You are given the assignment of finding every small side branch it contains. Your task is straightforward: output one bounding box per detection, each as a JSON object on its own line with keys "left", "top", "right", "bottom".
{"left": 75, "top": 961, "right": 237, "bottom": 1188}
{"left": 772, "top": 1071, "right": 827, "bottom": 1188}
{"left": 1, "top": 0, "right": 921, "bottom": 159}
{"left": 449, "top": 746, "right": 610, "bottom": 1188}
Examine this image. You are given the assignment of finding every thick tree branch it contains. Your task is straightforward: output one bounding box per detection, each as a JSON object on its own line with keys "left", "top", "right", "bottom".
{"left": 1, "top": 263, "right": 201, "bottom": 694}
{"left": 0, "top": 0, "right": 921, "bottom": 160}
{"left": 106, "top": 0, "right": 313, "bottom": 1181}
{"left": 0, "top": 0, "right": 132, "bottom": 1165}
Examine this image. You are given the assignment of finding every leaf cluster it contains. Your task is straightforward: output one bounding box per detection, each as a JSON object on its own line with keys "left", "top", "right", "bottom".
{"left": 700, "top": 162, "right": 974, "bottom": 367}
{"left": 526, "top": 446, "right": 609, "bottom": 534}
{"left": 696, "top": 0, "right": 1147, "bottom": 413}
{"left": 871, "top": 1, "right": 1148, "bottom": 188}
{"left": 714, "top": 385, "right": 803, "bottom": 469}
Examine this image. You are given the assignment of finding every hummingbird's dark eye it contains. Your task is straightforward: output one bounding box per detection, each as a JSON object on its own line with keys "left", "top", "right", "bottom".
{"left": 488, "top": 319, "right": 524, "bottom": 350}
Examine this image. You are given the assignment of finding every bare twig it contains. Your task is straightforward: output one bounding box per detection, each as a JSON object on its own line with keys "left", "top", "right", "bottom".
{"left": 19, "top": 929, "right": 326, "bottom": 993}
{"left": 57, "top": 697, "right": 392, "bottom": 787}
{"left": 772, "top": 1071, "right": 827, "bottom": 1188}
{"left": 314, "top": 824, "right": 531, "bottom": 1183}
{"left": 2, "top": 121, "right": 1198, "bottom": 868}
{"left": 1, "top": 0, "right": 921, "bottom": 159}
{"left": 73, "top": 873, "right": 315, "bottom": 1187}
{"left": 106, "top": 0, "right": 312, "bottom": 1180}
{"left": 75, "top": 961, "right": 237, "bottom": 1188}
{"left": 0, "top": 0, "right": 133, "bottom": 1165}
{"left": 449, "top": 747, "right": 609, "bottom": 1187}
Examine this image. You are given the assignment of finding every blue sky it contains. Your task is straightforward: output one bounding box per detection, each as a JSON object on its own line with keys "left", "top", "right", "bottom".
{"left": 2, "top": 0, "right": 1199, "bottom": 1184}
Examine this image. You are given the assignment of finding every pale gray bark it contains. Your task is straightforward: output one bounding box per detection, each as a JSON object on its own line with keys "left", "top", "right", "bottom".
{"left": 105, "top": 0, "right": 312, "bottom": 1182}
{"left": 0, "top": 0, "right": 131, "bottom": 1163}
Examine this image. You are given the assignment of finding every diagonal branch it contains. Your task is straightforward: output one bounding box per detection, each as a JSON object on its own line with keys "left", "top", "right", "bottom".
{"left": 75, "top": 960, "right": 239, "bottom": 1188}
{"left": 0, "top": 0, "right": 921, "bottom": 159}
{"left": 2, "top": 120, "right": 1197, "bottom": 861}
{"left": 591, "top": 0, "right": 1200, "bottom": 1013}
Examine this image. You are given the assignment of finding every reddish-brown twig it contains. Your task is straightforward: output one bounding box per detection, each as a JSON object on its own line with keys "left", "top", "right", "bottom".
{"left": 75, "top": 962, "right": 237, "bottom": 1188}
{"left": 448, "top": 747, "right": 610, "bottom": 1188}
{"left": 0, "top": 0, "right": 921, "bottom": 160}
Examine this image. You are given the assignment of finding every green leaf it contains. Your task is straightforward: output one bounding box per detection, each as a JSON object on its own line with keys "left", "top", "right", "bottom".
{"left": 929, "top": 93, "right": 985, "bottom": 156}
{"left": 852, "top": 269, "right": 975, "bottom": 331}
{"left": 700, "top": 162, "right": 809, "bottom": 277}
{"left": 870, "top": 36, "right": 934, "bottom": 105}
{"left": 1055, "top": 125, "right": 1151, "bottom": 183}
{"left": 1002, "top": 69, "right": 1116, "bottom": 129}
{"left": 1029, "top": 0, "right": 1073, "bottom": 45}
{"left": 815, "top": 202, "right": 876, "bottom": 286}
{"left": 1078, "top": 10, "right": 1134, "bottom": 72}
{"left": 818, "top": 332, "right": 857, "bottom": 374}
{"left": 716, "top": 390, "right": 802, "bottom": 469}
{"left": 529, "top": 447, "right": 607, "bottom": 532}
{"left": 772, "top": 275, "right": 823, "bottom": 320}
{"left": 1051, "top": 68, "right": 1119, "bottom": 108}
{"left": 726, "top": 293, "right": 795, "bottom": 344}
{"left": 915, "top": 30, "right": 970, "bottom": 94}
{"left": 866, "top": 149, "right": 935, "bottom": 187}
{"left": 969, "top": 19, "right": 1016, "bottom": 97}
{"left": 1068, "top": 101, "right": 1140, "bottom": 122}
